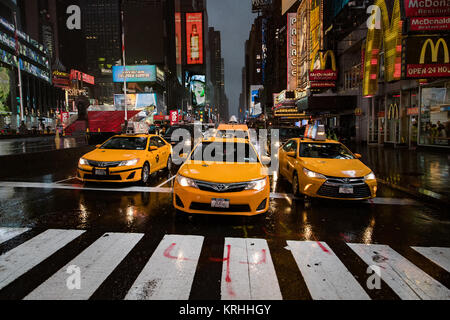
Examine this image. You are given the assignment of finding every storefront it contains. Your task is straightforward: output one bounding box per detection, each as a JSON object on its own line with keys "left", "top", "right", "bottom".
{"left": 418, "top": 80, "right": 450, "bottom": 148}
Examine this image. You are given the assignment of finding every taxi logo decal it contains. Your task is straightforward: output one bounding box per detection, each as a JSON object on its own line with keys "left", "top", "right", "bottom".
{"left": 213, "top": 184, "right": 228, "bottom": 192}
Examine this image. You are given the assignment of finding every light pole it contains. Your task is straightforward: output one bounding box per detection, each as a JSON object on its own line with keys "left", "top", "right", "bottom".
{"left": 120, "top": 5, "right": 128, "bottom": 123}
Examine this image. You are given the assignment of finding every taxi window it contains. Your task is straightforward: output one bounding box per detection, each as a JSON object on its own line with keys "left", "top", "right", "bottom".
{"left": 101, "top": 137, "right": 148, "bottom": 150}
{"left": 155, "top": 137, "right": 166, "bottom": 147}
{"left": 283, "top": 140, "right": 297, "bottom": 152}
{"left": 299, "top": 143, "right": 355, "bottom": 159}
{"left": 191, "top": 142, "right": 259, "bottom": 163}
{"left": 149, "top": 137, "right": 160, "bottom": 149}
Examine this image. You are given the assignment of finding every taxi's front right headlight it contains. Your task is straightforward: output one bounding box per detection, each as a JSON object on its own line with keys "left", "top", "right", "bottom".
{"left": 303, "top": 168, "right": 326, "bottom": 179}
{"left": 176, "top": 175, "right": 198, "bottom": 188}
{"left": 79, "top": 158, "right": 88, "bottom": 166}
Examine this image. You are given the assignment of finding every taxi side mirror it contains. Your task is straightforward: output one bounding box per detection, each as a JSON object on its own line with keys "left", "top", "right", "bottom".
{"left": 149, "top": 146, "right": 158, "bottom": 151}
{"left": 95, "top": 144, "right": 101, "bottom": 148}
{"left": 287, "top": 151, "right": 296, "bottom": 158}
{"left": 354, "top": 153, "right": 362, "bottom": 159}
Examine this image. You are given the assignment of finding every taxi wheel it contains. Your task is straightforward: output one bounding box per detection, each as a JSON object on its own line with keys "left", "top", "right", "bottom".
{"left": 292, "top": 173, "right": 300, "bottom": 197}
{"left": 167, "top": 156, "right": 173, "bottom": 173}
{"left": 141, "top": 163, "right": 150, "bottom": 185}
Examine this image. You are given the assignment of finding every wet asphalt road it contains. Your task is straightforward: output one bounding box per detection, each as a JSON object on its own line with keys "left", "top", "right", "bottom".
{"left": 0, "top": 153, "right": 449, "bottom": 300}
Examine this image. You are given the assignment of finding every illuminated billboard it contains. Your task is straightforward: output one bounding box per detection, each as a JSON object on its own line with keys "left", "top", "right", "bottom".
{"left": 175, "top": 12, "right": 182, "bottom": 83}
{"left": 287, "top": 13, "right": 297, "bottom": 91}
{"left": 310, "top": 0, "right": 322, "bottom": 71}
{"left": 112, "top": 65, "right": 157, "bottom": 83}
{"left": 0, "top": 67, "right": 11, "bottom": 114}
{"left": 186, "top": 12, "right": 204, "bottom": 65}
{"left": 190, "top": 75, "right": 206, "bottom": 107}
{"left": 70, "top": 69, "right": 95, "bottom": 85}
{"left": 114, "top": 93, "right": 158, "bottom": 110}
{"left": 296, "top": 0, "right": 310, "bottom": 89}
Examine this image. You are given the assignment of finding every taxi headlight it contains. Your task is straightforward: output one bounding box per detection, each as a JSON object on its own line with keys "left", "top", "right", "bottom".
{"left": 364, "top": 172, "right": 376, "bottom": 181}
{"left": 79, "top": 158, "right": 88, "bottom": 166}
{"left": 303, "top": 168, "right": 326, "bottom": 179}
{"left": 176, "top": 175, "right": 198, "bottom": 188}
{"left": 245, "top": 178, "right": 267, "bottom": 191}
{"left": 118, "top": 158, "right": 139, "bottom": 167}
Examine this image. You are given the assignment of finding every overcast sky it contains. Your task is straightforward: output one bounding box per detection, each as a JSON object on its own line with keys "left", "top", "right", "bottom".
{"left": 206, "top": 0, "right": 256, "bottom": 118}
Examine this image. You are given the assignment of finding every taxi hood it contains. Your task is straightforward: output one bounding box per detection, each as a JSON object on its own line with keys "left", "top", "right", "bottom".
{"left": 179, "top": 161, "right": 267, "bottom": 183}
{"left": 300, "top": 158, "right": 372, "bottom": 178}
{"left": 83, "top": 149, "right": 143, "bottom": 162}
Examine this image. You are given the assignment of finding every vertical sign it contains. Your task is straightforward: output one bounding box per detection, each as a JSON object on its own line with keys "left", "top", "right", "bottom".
{"left": 170, "top": 110, "right": 178, "bottom": 125}
{"left": 186, "top": 13, "right": 203, "bottom": 65}
{"left": 175, "top": 12, "right": 182, "bottom": 83}
{"left": 287, "top": 13, "right": 297, "bottom": 91}
{"left": 310, "top": 0, "right": 322, "bottom": 71}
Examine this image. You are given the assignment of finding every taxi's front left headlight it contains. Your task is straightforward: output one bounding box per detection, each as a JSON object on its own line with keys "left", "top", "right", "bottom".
{"left": 118, "top": 158, "right": 139, "bottom": 167}
{"left": 245, "top": 178, "right": 267, "bottom": 191}
{"left": 364, "top": 172, "right": 376, "bottom": 181}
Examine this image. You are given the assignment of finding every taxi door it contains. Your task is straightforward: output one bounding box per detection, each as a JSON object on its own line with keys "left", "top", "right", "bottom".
{"left": 285, "top": 140, "right": 299, "bottom": 183}
{"left": 148, "top": 137, "right": 161, "bottom": 173}
{"left": 155, "top": 136, "right": 170, "bottom": 169}
{"left": 278, "top": 140, "right": 294, "bottom": 178}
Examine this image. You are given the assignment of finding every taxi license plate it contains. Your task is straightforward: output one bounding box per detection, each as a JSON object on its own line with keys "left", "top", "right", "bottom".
{"left": 95, "top": 168, "right": 107, "bottom": 176}
{"left": 211, "top": 199, "right": 230, "bottom": 209}
{"left": 339, "top": 186, "right": 354, "bottom": 194}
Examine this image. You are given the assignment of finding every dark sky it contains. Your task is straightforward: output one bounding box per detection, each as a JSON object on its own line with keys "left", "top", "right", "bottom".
{"left": 207, "top": 0, "right": 256, "bottom": 118}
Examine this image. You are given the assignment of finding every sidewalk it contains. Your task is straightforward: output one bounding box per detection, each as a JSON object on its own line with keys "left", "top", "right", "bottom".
{"left": 353, "top": 144, "right": 450, "bottom": 205}
{"left": 0, "top": 135, "right": 88, "bottom": 157}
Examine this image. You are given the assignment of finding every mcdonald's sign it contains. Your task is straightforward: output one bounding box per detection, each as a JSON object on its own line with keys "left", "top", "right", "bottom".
{"left": 387, "top": 104, "right": 399, "bottom": 120}
{"left": 309, "top": 50, "right": 338, "bottom": 87}
{"left": 403, "top": 35, "right": 450, "bottom": 78}
{"left": 363, "top": 0, "right": 403, "bottom": 97}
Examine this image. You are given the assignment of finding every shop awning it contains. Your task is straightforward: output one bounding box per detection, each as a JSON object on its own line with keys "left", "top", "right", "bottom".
{"left": 297, "top": 95, "right": 357, "bottom": 113}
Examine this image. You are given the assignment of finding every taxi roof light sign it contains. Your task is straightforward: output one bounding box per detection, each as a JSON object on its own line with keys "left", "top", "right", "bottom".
{"left": 313, "top": 124, "right": 326, "bottom": 141}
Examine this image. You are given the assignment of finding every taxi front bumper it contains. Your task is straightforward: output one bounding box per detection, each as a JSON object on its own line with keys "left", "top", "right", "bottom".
{"left": 77, "top": 165, "right": 143, "bottom": 183}
{"left": 173, "top": 178, "right": 270, "bottom": 216}
{"left": 299, "top": 177, "right": 377, "bottom": 200}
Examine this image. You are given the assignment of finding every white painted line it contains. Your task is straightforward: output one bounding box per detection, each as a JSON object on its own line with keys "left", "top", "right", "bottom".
{"left": 0, "top": 229, "right": 85, "bottom": 291}
{"left": 125, "top": 234, "right": 204, "bottom": 300}
{"left": 54, "top": 177, "right": 75, "bottom": 184}
{"left": 287, "top": 241, "right": 370, "bottom": 300}
{"left": 221, "top": 238, "right": 282, "bottom": 300}
{"left": 24, "top": 232, "right": 143, "bottom": 300}
{"left": 369, "top": 198, "right": 419, "bottom": 206}
{"left": 412, "top": 247, "right": 450, "bottom": 273}
{"left": 156, "top": 175, "right": 176, "bottom": 188}
{"left": 0, "top": 227, "right": 30, "bottom": 245}
{"left": 348, "top": 243, "right": 450, "bottom": 300}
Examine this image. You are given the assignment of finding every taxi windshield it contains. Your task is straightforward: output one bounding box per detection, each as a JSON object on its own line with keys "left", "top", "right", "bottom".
{"left": 191, "top": 142, "right": 258, "bottom": 163}
{"left": 215, "top": 130, "right": 249, "bottom": 140}
{"left": 100, "top": 137, "right": 148, "bottom": 150}
{"left": 299, "top": 143, "right": 355, "bottom": 160}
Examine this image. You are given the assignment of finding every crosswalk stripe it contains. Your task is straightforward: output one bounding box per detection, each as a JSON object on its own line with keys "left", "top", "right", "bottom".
{"left": 0, "top": 228, "right": 30, "bottom": 245}
{"left": 125, "top": 234, "right": 204, "bottom": 300}
{"left": 0, "top": 229, "right": 85, "bottom": 291}
{"left": 24, "top": 233, "right": 143, "bottom": 300}
{"left": 348, "top": 243, "right": 450, "bottom": 300}
{"left": 220, "top": 238, "right": 282, "bottom": 300}
{"left": 411, "top": 246, "right": 450, "bottom": 273}
{"left": 287, "top": 241, "right": 370, "bottom": 300}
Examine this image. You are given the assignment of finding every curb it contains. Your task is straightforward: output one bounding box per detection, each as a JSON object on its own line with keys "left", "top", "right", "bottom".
{"left": 377, "top": 178, "right": 449, "bottom": 208}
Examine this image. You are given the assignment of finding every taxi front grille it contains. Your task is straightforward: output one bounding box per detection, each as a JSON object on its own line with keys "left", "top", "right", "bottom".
{"left": 84, "top": 174, "right": 122, "bottom": 181}
{"left": 189, "top": 202, "right": 251, "bottom": 212}
{"left": 87, "top": 160, "right": 122, "bottom": 168}
{"left": 317, "top": 184, "right": 371, "bottom": 199}
{"left": 195, "top": 180, "right": 248, "bottom": 193}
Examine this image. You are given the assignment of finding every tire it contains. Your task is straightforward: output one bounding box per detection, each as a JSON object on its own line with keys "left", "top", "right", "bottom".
{"left": 141, "top": 162, "right": 150, "bottom": 185}
{"left": 167, "top": 155, "right": 173, "bottom": 174}
{"left": 292, "top": 172, "right": 300, "bottom": 197}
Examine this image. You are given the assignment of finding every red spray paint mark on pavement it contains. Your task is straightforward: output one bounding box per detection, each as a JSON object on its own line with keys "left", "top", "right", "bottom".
{"left": 163, "top": 243, "right": 191, "bottom": 261}
{"left": 316, "top": 241, "right": 331, "bottom": 254}
{"left": 239, "top": 249, "right": 267, "bottom": 265}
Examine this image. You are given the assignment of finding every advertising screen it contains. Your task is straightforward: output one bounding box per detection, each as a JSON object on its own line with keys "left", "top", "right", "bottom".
{"left": 114, "top": 93, "right": 158, "bottom": 110}
{"left": 0, "top": 67, "right": 11, "bottom": 114}
{"left": 403, "top": 0, "right": 450, "bottom": 17}
{"left": 112, "top": 65, "right": 157, "bottom": 83}
{"left": 70, "top": 69, "right": 95, "bottom": 85}
{"left": 190, "top": 75, "right": 206, "bottom": 107}
{"left": 186, "top": 13, "right": 204, "bottom": 65}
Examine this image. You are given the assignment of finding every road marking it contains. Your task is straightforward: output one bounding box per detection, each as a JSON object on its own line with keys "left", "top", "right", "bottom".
{"left": 0, "top": 229, "right": 85, "bottom": 291}
{"left": 0, "top": 227, "right": 30, "bottom": 245}
{"left": 0, "top": 181, "right": 420, "bottom": 205}
{"left": 156, "top": 175, "right": 176, "bottom": 188}
{"left": 348, "top": 243, "right": 450, "bottom": 300}
{"left": 24, "top": 233, "right": 143, "bottom": 300}
{"left": 125, "top": 234, "right": 204, "bottom": 300}
{"left": 287, "top": 240, "right": 370, "bottom": 300}
{"left": 220, "top": 238, "right": 282, "bottom": 300}
{"left": 412, "top": 246, "right": 450, "bottom": 273}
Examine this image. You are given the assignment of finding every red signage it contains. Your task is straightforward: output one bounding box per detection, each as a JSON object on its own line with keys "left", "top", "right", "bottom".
{"left": 403, "top": 0, "right": 450, "bottom": 17}
{"left": 309, "top": 70, "right": 338, "bottom": 81}
{"left": 186, "top": 13, "right": 203, "bottom": 65}
{"left": 153, "top": 115, "right": 165, "bottom": 121}
{"left": 175, "top": 12, "right": 182, "bottom": 65}
{"left": 70, "top": 69, "right": 95, "bottom": 85}
{"left": 407, "top": 107, "right": 419, "bottom": 115}
{"left": 170, "top": 110, "right": 179, "bottom": 125}
{"left": 409, "top": 16, "right": 450, "bottom": 31}
{"left": 406, "top": 63, "right": 450, "bottom": 77}
{"left": 310, "top": 81, "right": 336, "bottom": 88}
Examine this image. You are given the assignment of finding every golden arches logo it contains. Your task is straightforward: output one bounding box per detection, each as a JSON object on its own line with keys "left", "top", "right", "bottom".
{"left": 388, "top": 104, "right": 399, "bottom": 120}
{"left": 312, "top": 50, "right": 337, "bottom": 71}
{"left": 420, "top": 38, "right": 449, "bottom": 64}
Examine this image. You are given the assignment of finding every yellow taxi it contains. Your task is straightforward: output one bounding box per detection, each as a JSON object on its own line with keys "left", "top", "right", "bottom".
{"left": 173, "top": 137, "right": 270, "bottom": 216}
{"left": 77, "top": 134, "right": 172, "bottom": 184}
{"left": 278, "top": 134, "right": 377, "bottom": 200}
